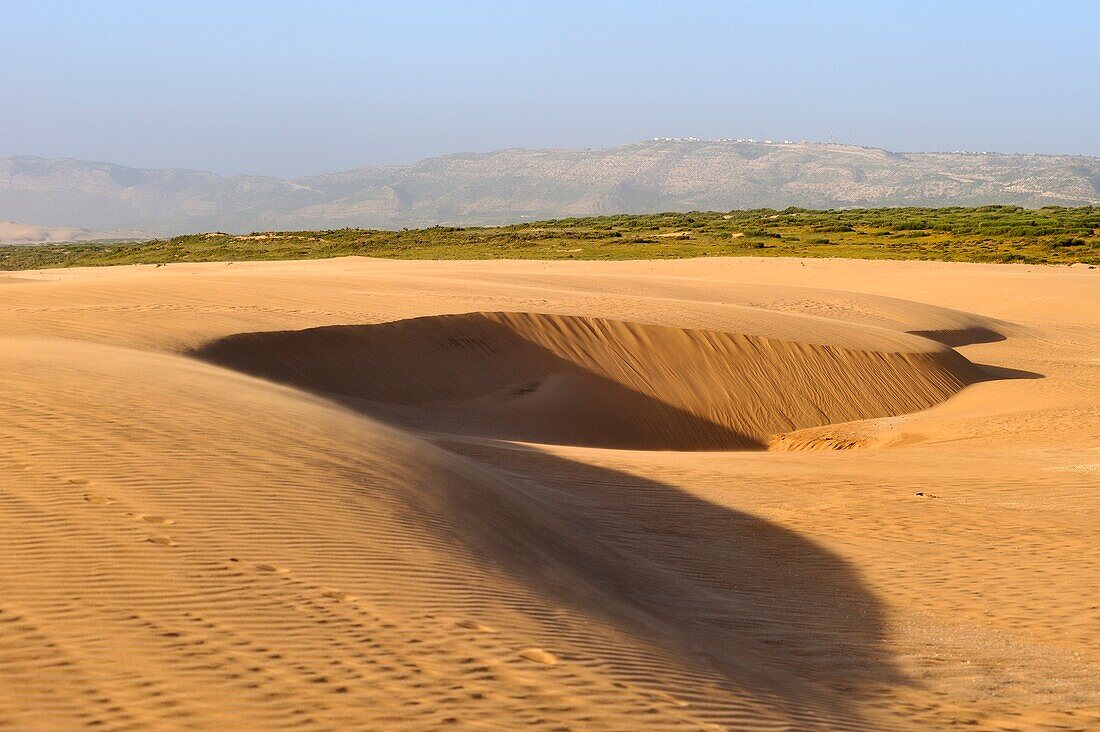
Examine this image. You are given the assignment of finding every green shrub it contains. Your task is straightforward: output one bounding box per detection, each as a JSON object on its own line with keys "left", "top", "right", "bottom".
{"left": 1048, "top": 237, "right": 1087, "bottom": 248}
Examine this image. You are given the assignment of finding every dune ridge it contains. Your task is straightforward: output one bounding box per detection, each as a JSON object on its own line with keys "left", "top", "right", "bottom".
{"left": 0, "top": 337, "right": 895, "bottom": 730}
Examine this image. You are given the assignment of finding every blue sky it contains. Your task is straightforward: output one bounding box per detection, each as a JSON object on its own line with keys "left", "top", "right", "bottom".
{"left": 2, "top": 0, "right": 1097, "bottom": 177}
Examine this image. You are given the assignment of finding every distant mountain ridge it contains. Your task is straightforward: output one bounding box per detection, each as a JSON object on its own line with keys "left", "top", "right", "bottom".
{"left": 2, "top": 140, "right": 1098, "bottom": 236}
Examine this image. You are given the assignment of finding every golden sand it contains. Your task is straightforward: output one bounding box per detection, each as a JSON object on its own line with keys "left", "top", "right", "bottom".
{"left": 0, "top": 256, "right": 1096, "bottom": 730}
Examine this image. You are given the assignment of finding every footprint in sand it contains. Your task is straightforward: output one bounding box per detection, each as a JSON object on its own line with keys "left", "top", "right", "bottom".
{"left": 456, "top": 619, "right": 497, "bottom": 633}
{"left": 84, "top": 494, "right": 114, "bottom": 505}
{"left": 137, "top": 515, "right": 175, "bottom": 526}
{"left": 518, "top": 648, "right": 557, "bottom": 665}
{"left": 233, "top": 561, "right": 352, "bottom": 602}
{"left": 146, "top": 535, "right": 178, "bottom": 547}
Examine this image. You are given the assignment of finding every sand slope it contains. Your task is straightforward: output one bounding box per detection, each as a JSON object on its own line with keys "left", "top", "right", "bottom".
{"left": 193, "top": 311, "right": 983, "bottom": 450}
{"left": 0, "top": 256, "right": 1097, "bottom": 730}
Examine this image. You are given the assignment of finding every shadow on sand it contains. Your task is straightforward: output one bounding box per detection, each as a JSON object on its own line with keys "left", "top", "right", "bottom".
{"left": 191, "top": 316, "right": 1047, "bottom": 725}
{"left": 908, "top": 326, "right": 1007, "bottom": 347}
{"left": 190, "top": 317, "right": 770, "bottom": 450}
{"left": 416, "top": 437, "right": 906, "bottom": 728}
{"left": 910, "top": 326, "right": 1044, "bottom": 382}
{"left": 975, "top": 363, "right": 1044, "bottom": 380}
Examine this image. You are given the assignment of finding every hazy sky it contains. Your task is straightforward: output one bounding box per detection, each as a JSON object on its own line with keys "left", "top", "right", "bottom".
{"left": 3, "top": 0, "right": 1098, "bottom": 177}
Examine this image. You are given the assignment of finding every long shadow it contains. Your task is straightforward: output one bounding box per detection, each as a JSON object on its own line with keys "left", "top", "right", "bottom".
{"left": 191, "top": 316, "right": 928, "bottom": 724}
{"left": 908, "top": 327, "right": 1045, "bottom": 382}
{"left": 908, "top": 326, "right": 1007, "bottom": 347}
{"left": 417, "top": 437, "right": 905, "bottom": 728}
{"left": 975, "top": 363, "right": 1044, "bottom": 380}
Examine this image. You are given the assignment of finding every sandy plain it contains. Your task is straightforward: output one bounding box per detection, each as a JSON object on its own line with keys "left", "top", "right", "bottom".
{"left": 0, "top": 255, "right": 1097, "bottom": 730}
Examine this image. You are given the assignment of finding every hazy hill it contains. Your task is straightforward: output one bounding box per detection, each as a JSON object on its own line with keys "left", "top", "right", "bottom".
{"left": 3, "top": 140, "right": 1098, "bottom": 235}
{"left": 0, "top": 220, "right": 153, "bottom": 245}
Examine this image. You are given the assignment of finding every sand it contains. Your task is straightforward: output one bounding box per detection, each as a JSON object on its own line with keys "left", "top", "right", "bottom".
{"left": 0, "top": 256, "right": 1096, "bottom": 730}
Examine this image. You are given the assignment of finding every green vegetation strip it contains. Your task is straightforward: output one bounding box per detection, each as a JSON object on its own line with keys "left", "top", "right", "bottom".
{"left": 3, "top": 206, "right": 1098, "bottom": 270}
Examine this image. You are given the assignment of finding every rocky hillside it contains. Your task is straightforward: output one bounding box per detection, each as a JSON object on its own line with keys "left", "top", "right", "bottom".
{"left": 3, "top": 141, "right": 1098, "bottom": 235}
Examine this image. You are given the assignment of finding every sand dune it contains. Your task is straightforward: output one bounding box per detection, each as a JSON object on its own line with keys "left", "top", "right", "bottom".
{"left": 193, "top": 311, "right": 984, "bottom": 450}
{"left": 0, "top": 256, "right": 1097, "bottom": 730}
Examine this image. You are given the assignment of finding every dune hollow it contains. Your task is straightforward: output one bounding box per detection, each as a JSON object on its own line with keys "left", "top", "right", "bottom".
{"left": 192, "top": 311, "right": 986, "bottom": 450}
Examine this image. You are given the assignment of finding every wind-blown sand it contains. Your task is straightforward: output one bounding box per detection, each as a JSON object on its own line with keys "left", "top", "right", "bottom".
{"left": 0, "top": 256, "right": 1096, "bottom": 730}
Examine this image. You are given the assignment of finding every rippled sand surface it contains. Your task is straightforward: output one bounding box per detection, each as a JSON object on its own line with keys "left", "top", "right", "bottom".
{"left": 0, "top": 256, "right": 1096, "bottom": 730}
